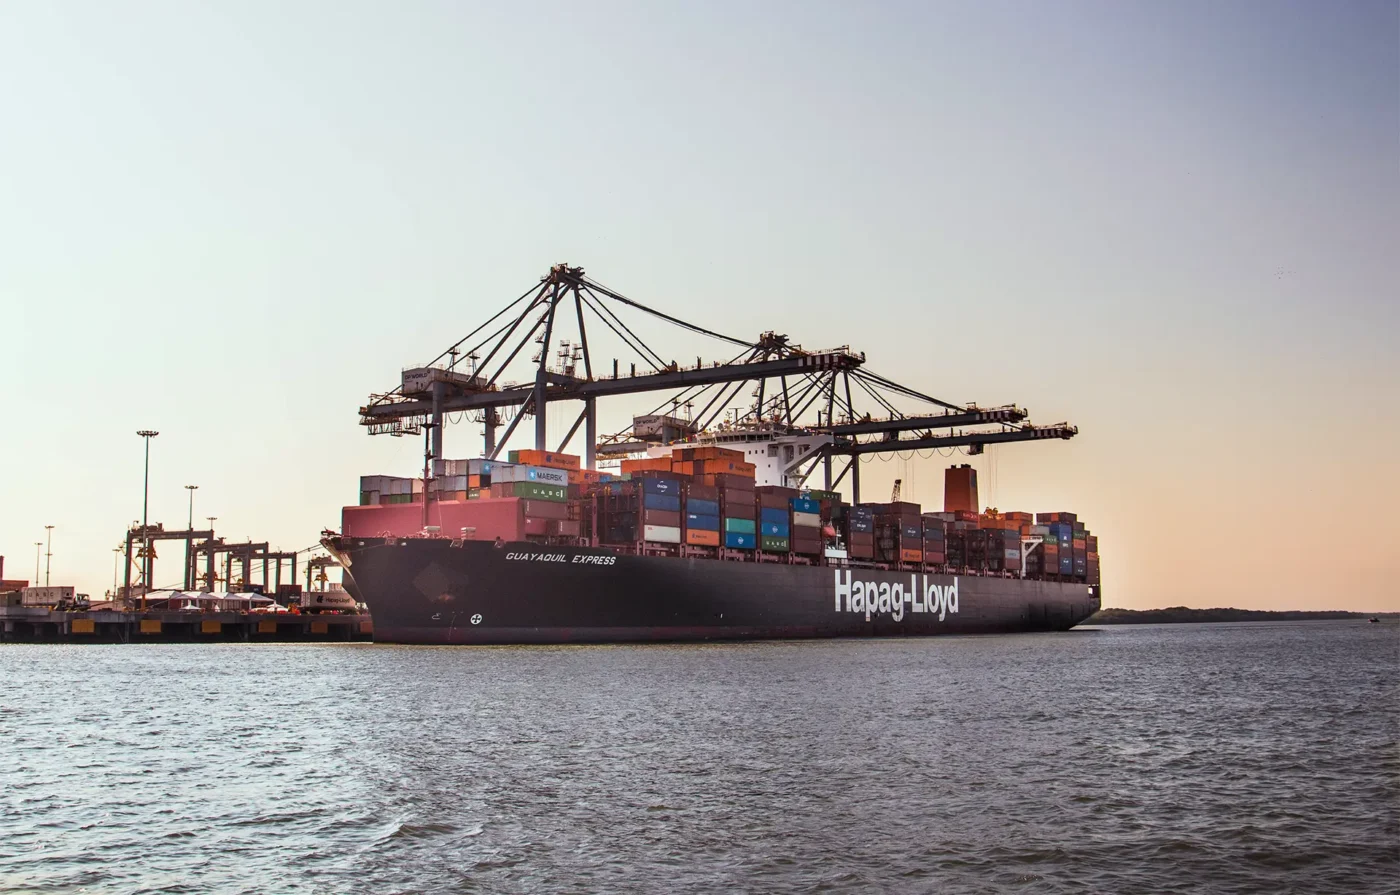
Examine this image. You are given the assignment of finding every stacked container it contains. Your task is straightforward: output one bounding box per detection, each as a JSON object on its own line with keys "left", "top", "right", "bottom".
{"left": 639, "top": 474, "right": 683, "bottom": 544}
{"left": 684, "top": 482, "right": 721, "bottom": 547}
{"left": 758, "top": 498, "right": 790, "bottom": 554}
{"left": 922, "top": 515, "right": 946, "bottom": 566}
{"left": 789, "top": 495, "right": 822, "bottom": 556}
{"left": 845, "top": 506, "right": 875, "bottom": 559}
{"left": 720, "top": 476, "right": 758, "bottom": 551}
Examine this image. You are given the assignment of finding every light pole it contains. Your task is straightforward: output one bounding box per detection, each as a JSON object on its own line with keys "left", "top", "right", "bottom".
{"left": 185, "top": 485, "right": 198, "bottom": 529}
{"left": 34, "top": 543, "right": 41, "bottom": 584}
{"left": 112, "top": 546, "right": 122, "bottom": 597}
{"left": 206, "top": 518, "right": 217, "bottom": 590}
{"left": 137, "top": 430, "right": 159, "bottom": 608}
{"left": 43, "top": 525, "right": 54, "bottom": 586}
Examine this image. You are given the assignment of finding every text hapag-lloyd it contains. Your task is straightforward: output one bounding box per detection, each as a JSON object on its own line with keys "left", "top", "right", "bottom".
{"left": 833, "top": 570, "right": 959, "bottom": 622}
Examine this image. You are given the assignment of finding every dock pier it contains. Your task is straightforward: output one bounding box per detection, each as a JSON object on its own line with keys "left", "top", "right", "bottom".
{"left": 0, "top": 606, "right": 372, "bottom": 644}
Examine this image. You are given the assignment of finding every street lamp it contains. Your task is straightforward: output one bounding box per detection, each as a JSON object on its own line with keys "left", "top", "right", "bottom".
{"left": 185, "top": 485, "right": 198, "bottom": 529}
{"left": 43, "top": 525, "right": 54, "bottom": 586}
{"left": 112, "top": 546, "right": 122, "bottom": 597}
{"left": 137, "top": 430, "right": 159, "bottom": 608}
{"left": 34, "top": 543, "right": 41, "bottom": 584}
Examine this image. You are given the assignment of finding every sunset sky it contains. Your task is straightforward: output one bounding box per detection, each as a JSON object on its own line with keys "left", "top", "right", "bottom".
{"left": 2, "top": 1, "right": 1395, "bottom": 610}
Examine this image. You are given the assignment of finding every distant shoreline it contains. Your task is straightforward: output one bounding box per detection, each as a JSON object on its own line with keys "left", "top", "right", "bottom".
{"left": 1087, "top": 607, "right": 1396, "bottom": 625}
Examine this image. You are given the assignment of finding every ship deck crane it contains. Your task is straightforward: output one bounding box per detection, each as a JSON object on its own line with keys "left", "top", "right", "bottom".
{"left": 357, "top": 264, "right": 1077, "bottom": 503}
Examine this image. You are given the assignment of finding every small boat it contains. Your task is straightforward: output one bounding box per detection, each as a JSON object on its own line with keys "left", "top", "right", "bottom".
{"left": 1369, "top": 617, "right": 1381, "bottom": 624}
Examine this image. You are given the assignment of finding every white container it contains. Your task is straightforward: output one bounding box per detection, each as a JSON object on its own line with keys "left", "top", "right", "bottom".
{"left": 467, "top": 459, "right": 494, "bottom": 475}
{"left": 21, "top": 586, "right": 75, "bottom": 606}
{"left": 643, "top": 524, "right": 681, "bottom": 543}
{"left": 792, "top": 511, "right": 822, "bottom": 528}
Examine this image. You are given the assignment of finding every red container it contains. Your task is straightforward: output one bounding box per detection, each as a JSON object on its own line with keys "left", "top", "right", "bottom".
{"left": 343, "top": 498, "right": 526, "bottom": 540}
{"left": 523, "top": 517, "right": 549, "bottom": 536}
{"left": 720, "top": 502, "right": 756, "bottom": 520}
{"left": 643, "top": 509, "right": 681, "bottom": 527}
{"left": 685, "top": 483, "right": 719, "bottom": 501}
{"left": 548, "top": 519, "right": 582, "bottom": 537}
{"left": 709, "top": 473, "right": 756, "bottom": 491}
{"left": 520, "top": 499, "right": 570, "bottom": 520}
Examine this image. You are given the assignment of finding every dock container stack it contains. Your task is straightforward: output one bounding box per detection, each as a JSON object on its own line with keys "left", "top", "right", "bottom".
{"left": 758, "top": 493, "right": 790, "bottom": 554}
{"left": 639, "top": 474, "right": 683, "bottom": 545}
{"left": 714, "top": 473, "right": 757, "bottom": 553}
{"left": 683, "top": 482, "right": 721, "bottom": 548}
{"left": 922, "top": 515, "right": 947, "bottom": 567}
{"left": 845, "top": 506, "right": 875, "bottom": 559}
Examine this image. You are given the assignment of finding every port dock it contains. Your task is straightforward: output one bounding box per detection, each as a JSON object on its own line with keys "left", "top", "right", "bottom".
{"left": 0, "top": 606, "right": 372, "bottom": 644}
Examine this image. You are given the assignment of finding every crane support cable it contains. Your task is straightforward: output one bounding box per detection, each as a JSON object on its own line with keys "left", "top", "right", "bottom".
{"left": 852, "top": 368, "right": 966, "bottom": 412}
{"left": 583, "top": 277, "right": 757, "bottom": 348}
{"left": 579, "top": 287, "right": 670, "bottom": 371}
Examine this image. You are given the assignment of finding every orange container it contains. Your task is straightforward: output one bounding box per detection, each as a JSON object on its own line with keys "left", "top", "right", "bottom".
{"left": 901, "top": 548, "right": 923, "bottom": 562}
{"left": 671, "top": 460, "right": 694, "bottom": 476}
{"left": 685, "top": 528, "right": 721, "bottom": 546}
{"left": 512, "top": 449, "right": 581, "bottom": 470}
{"left": 697, "top": 459, "right": 755, "bottom": 477}
{"left": 691, "top": 446, "right": 745, "bottom": 462}
{"left": 621, "top": 457, "right": 671, "bottom": 474}
{"left": 468, "top": 475, "right": 481, "bottom": 488}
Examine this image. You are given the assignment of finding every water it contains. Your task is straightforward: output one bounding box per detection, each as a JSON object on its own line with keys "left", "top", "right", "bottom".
{"left": 1, "top": 621, "right": 1395, "bottom": 894}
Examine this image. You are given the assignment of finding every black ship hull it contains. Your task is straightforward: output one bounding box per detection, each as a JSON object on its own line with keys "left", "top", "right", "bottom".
{"left": 327, "top": 537, "right": 1101, "bottom": 645}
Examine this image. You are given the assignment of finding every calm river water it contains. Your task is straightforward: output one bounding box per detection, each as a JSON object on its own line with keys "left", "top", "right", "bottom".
{"left": 1, "top": 621, "right": 1395, "bottom": 893}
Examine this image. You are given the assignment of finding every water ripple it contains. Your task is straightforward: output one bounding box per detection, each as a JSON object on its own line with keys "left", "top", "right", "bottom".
{"left": 0, "top": 623, "right": 1396, "bottom": 893}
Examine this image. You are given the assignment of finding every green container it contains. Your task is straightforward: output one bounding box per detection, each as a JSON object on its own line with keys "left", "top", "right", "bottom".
{"left": 467, "top": 488, "right": 481, "bottom": 500}
{"left": 510, "top": 481, "right": 568, "bottom": 502}
{"left": 761, "top": 535, "right": 790, "bottom": 552}
{"left": 807, "top": 489, "right": 841, "bottom": 503}
{"left": 359, "top": 491, "right": 375, "bottom": 506}
{"left": 724, "top": 517, "right": 756, "bottom": 535}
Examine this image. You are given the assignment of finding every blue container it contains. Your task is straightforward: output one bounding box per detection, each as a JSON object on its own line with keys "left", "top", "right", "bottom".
{"left": 902, "top": 525, "right": 920, "bottom": 540}
{"left": 724, "top": 531, "right": 755, "bottom": 550}
{"left": 760, "top": 521, "right": 790, "bottom": 537}
{"left": 641, "top": 477, "right": 681, "bottom": 495}
{"left": 643, "top": 492, "right": 681, "bottom": 512}
{"left": 686, "top": 512, "right": 720, "bottom": 531}
{"left": 760, "top": 507, "right": 789, "bottom": 525}
{"left": 687, "top": 498, "right": 720, "bottom": 517}
{"left": 790, "top": 497, "right": 820, "bottom": 514}
{"left": 850, "top": 520, "right": 873, "bottom": 533}
{"left": 1059, "top": 556, "right": 1073, "bottom": 572}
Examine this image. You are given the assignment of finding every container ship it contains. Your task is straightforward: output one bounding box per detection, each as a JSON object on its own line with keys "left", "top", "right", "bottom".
{"left": 324, "top": 264, "right": 1100, "bottom": 644}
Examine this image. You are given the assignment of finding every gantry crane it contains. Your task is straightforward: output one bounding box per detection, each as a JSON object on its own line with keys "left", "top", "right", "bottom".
{"left": 357, "top": 264, "right": 1076, "bottom": 502}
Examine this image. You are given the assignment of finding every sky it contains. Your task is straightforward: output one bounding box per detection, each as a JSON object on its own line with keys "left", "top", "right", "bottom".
{"left": 1, "top": 0, "right": 1396, "bottom": 611}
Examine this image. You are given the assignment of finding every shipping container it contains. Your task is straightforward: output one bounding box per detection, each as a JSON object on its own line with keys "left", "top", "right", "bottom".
{"left": 724, "top": 517, "right": 757, "bottom": 535}
{"left": 685, "top": 512, "right": 721, "bottom": 531}
{"left": 792, "top": 511, "right": 822, "bottom": 529}
{"left": 643, "top": 492, "right": 681, "bottom": 512}
{"left": 724, "top": 531, "right": 755, "bottom": 550}
{"left": 760, "top": 535, "right": 790, "bottom": 552}
{"left": 687, "top": 498, "right": 720, "bottom": 517}
{"left": 644, "top": 524, "right": 682, "bottom": 544}
{"left": 685, "top": 528, "right": 721, "bottom": 547}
